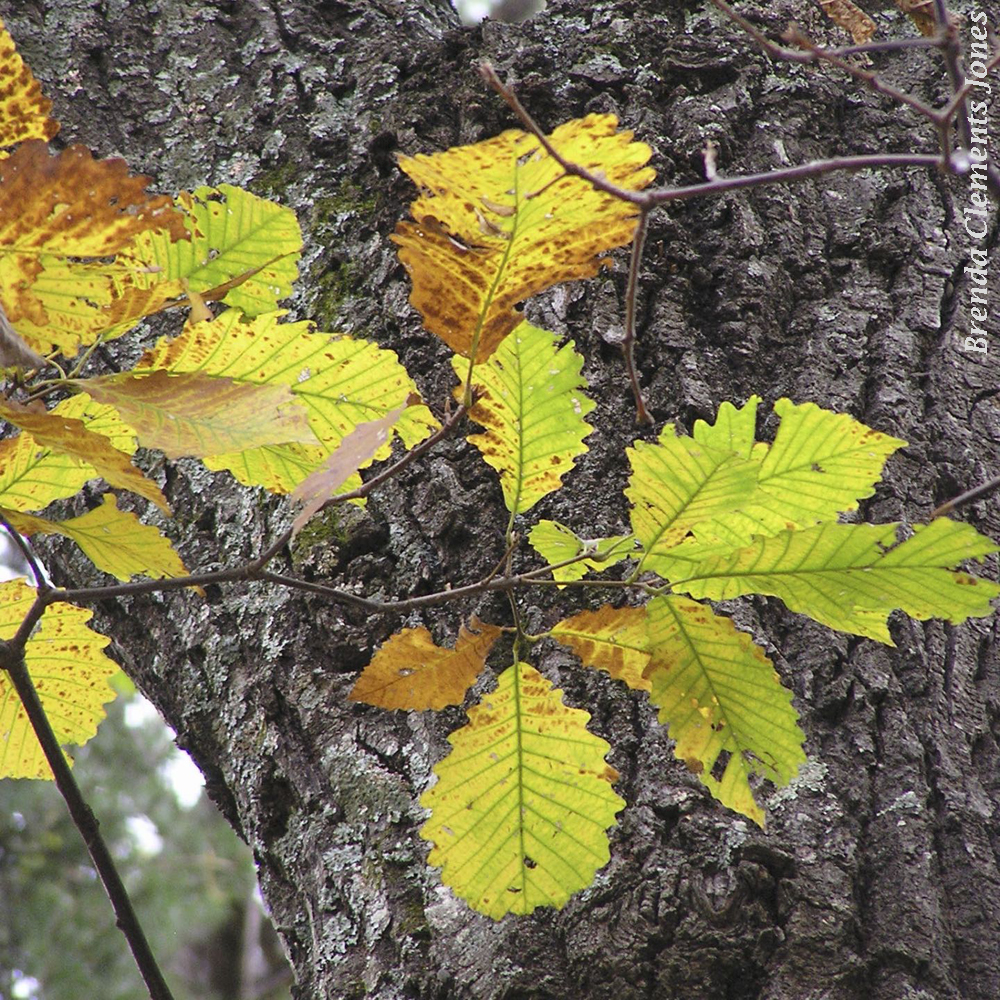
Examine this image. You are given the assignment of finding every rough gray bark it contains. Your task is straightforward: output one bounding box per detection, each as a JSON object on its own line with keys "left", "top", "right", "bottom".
{"left": 4, "top": 0, "right": 998, "bottom": 998}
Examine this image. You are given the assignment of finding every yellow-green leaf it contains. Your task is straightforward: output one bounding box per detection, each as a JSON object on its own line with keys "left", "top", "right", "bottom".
{"left": 644, "top": 596, "right": 806, "bottom": 827}
{"left": 455, "top": 322, "right": 594, "bottom": 517}
{"left": 349, "top": 618, "right": 503, "bottom": 711}
{"left": 549, "top": 604, "right": 651, "bottom": 693}
{"left": 527, "top": 520, "right": 633, "bottom": 587}
{"left": 133, "top": 309, "right": 438, "bottom": 493}
{"left": 0, "top": 581, "right": 117, "bottom": 779}
{"left": 693, "top": 398, "right": 907, "bottom": 548}
{"left": 672, "top": 519, "right": 1000, "bottom": 644}
{"left": 626, "top": 423, "right": 759, "bottom": 575}
{"left": 0, "top": 394, "right": 169, "bottom": 514}
{"left": 1, "top": 494, "right": 189, "bottom": 582}
{"left": 118, "top": 184, "right": 302, "bottom": 319}
{"left": 78, "top": 370, "right": 317, "bottom": 459}
{"left": 393, "top": 113, "right": 654, "bottom": 362}
{"left": 420, "top": 660, "right": 623, "bottom": 919}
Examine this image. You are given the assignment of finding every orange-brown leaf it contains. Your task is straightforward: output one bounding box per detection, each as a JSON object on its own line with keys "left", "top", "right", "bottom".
{"left": 817, "top": 0, "right": 877, "bottom": 44}
{"left": 0, "top": 18, "right": 59, "bottom": 153}
{"left": 79, "top": 370, "right": 318, "bottom": 460}
{"left": 549, "top": 605, "right": 651, "bottom": 693}
{"left": 0, "top": 396, "right": 169, "bottom": 514}
{"left": 349, "top": 619, "right": 503, "bottom": 710}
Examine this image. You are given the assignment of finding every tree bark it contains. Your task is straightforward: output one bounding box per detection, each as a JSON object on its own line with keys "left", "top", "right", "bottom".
{"left": 4, "top": 0, "right": 998, "bottom": 997}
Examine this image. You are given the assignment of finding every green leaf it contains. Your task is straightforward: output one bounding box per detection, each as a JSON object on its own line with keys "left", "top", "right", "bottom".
{"left": 692, "top": 398, "right": 907, "bottom": 547}
{"left": 671, "top": 519, "right": 1000, "bottom": 644}
{"left": 527, "top": 520, "right": 633, "bottom": 587}
{"left": 119, "top": 183, "right": 302, "bottom": 318}
{"left": 455, "top": 321, "right": 594, "bottom": 517}
{"left": 78, "top": 370, "right": 318, "bottom": 459}
{"left": 644, "top": 596, "right": 805, "bottom": 827}
{"left": 420, "top": 660, "right": 624, "bottom": 919}
{"left": 626, "top": 423, "right": 759, "bottom": 575}
{"left": 134, "top": 309, "right": 438, "bottom": 494}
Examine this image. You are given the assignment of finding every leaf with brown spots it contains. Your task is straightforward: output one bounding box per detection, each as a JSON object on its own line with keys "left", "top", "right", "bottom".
{"left": 548, "top": 604, "right": 651, "bottom": 693}
{"left": 817, "top": 0, "right": 877, "bottom": 44}
{"left": 0, "top": 17, "right": 59, "bottom": 154}
{"left": 393, "top": 113, "right": 654, "bottom": 363}
{"left": 349, "top": 618, "right": 503, "bottom": 711}
{"left": 133, "top": 309, "right": 438, "bottom": 493}
{"left": 0, "top": 140, "right": 188, "bottom": 356}
{"left": 420, "top": 660, "right": 624, "bottom": 919}
{"left": 0, "top": 580, "right": 118, "bottom": 779}
{"left": 644, "top": 596, "right": 805, "bottom": 828}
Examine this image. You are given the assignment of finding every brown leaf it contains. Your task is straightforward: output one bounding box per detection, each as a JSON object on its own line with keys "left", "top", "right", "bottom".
{"left": 817, "top": 0, "right": 877, "bottom": 44}
{"left": 290, "top": 398, "right": 414, "bottom": 537}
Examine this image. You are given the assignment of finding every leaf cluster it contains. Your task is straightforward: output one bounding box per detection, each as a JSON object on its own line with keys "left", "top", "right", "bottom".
{"left": 0, "top": 14, "right": 997, "bottom": 934}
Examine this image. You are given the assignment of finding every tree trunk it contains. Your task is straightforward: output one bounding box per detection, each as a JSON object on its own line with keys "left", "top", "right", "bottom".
{"left": 4, "top": 0, "right": 998, "bottom": 997}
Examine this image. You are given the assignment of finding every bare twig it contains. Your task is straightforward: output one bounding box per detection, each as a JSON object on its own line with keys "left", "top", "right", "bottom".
{"left": 0, "top": 516, "right": 50, "bottom": 594}
{"left": 0, "top": 640, "right": 176, "bottom": 1000}
{"left": 622, "top": 209, "right": 651, "bottom": 424}
{"left": 930, "top": 472, "right": 1000, "bottom": 519}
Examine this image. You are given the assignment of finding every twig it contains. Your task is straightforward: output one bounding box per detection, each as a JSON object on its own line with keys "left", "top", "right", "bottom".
{"left": 930, "top": 472, "right": 1000, "bottom": 519}
{"left": 0, "top": 639, "right": 176, "bottom": 1000}
{"left": 0, "top": 516, "right": 50, "bottom": 594}
{"left": 623, "top": 209, "right": 651, "bottom": 424}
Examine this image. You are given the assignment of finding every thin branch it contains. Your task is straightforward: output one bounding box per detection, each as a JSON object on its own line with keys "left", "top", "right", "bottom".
{"left": 0, "top": 641, "right": 175, "bottom": 1000}
{"left": 0, "top": 516, "right": 50, "bottom": 594}
{"left": 930, "top": 472, "right": 1000, "bottom": 519}
{"left": 622, "top": 209, "right": 651, "bottom": 424}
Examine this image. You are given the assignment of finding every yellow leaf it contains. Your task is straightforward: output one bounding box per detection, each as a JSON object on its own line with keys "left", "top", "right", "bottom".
{"left": 393, "top": 114, "right": 654, "bottom": 362}
{"left": 0, "top": 17, "right": 59, "bottom": 153}
{"left": 134, "top": 309, "right": 438, "bottom": 493}
{"left": 0, "top": 394, "right": 169, "bottom": 514}
{"left": 349, "top": 618, "right": 503, "bottom": 710}
{"left": 645, "top": 596, "right": 806, "bottom": 827}
{"left": 79, "top": 370, "right": 318, "bottom": 460}
{"left": 420, "top": 660, "right": 624, "bottom": 918}
{"left": 549, "top": 604, "right": 651, "bottom": 693}
{"left": 1, "top": 494, "right": 189, "bottom": 582}
{"left": 817, "top": 0, "right": 877, "bottom": 44}
{"left": 455, "top": 322, "right": 594, "bottom": 516}
{"left": 0, "top": 581, "right": 117, "bottom": 779}
{"left": 0, "top": 141, "right": 188, "bottom": 356}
